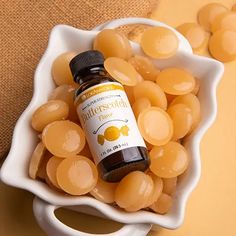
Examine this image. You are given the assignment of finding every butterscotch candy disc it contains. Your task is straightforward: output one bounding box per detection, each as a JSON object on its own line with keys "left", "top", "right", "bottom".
{"left": 141, "top": 27, "right": 179, "bottom": 59}
{"left": 145, "top": 172, "right": 163, "bottom": 207}
{"left": 115, "top": 171, "right": 152, "bottom": 209}
{"left": 56, "top": 156, "right": 98, "bottom": 195}
{"left": 90, "top": 178, "right": 118, "bottom": 204}
{"left": 37, "top": 150, "right": 52, "bottom": 180}
{"left": 167, "top": 104, "right": 193, "bottom": 140}
{"left": 133, "top": 81, "right": 167, "bottom": 110}
{"left": 49, "top": 85, "right": 78, "bottom": 121}
{"left": 31, "top": 100, "right": 69, "bottom": 132}
{"left": 163, "top": 177, "right": 177, "bottom": 195}
{"left": 93, "top": 29, "right": 132, "bottom": 60}
{"left": 211, "top": 12, "right": 236, "bottom": 33}
{"left": 46, "top": 156, "right": 64, "bottom": 189}
{"left": 197, "top": 3, "right": 228, "bottom": 31}
{"left": 209, "top": 30, "right": 236, "bottom": 62}
{"left": 29, "top": 142, "right": 46, "bottom": 179}
{"left": 150, "top": 193, "right": 173, "bottom": 214}
{"left": 125, "top": 174, "right": 153, "bottom": 212}
{"left": 42, "top": 120, "right": 85, "bottom": 158}
{"left": 104, "top": 57, "right": 139, "bottom": 86}
{"left": 138, "top": 107, "right": 173, "bottom": 146}
{"left": 150, "top": 142, "right": 189, "bottom": 178}
{"left": 128, "top": 55, "right": 160, "bottom": 81}
{"left": 156, "top": 68, "right": 196, "bottom": 95}
{"left": 170, "top": 93, "right": 201, "bottom": 132}
{"left": 52, "top": 52, "right": 77, "bottom": 86}
{"left": 176, "top": 23, "right": 208, "bottom": 53}
{"left": 132, "top": 97, "right": 151, "bottom": 119}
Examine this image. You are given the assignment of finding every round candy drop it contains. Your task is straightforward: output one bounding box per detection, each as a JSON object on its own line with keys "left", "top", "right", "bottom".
{"left": 57, "top": 156, "right": 98, "bottom": 195}
{"left": 141, "top": 27, "right": 179, "bottom": 59}
{"left": 52, "top": 52, "right": 77, "bottom": 85}
{"left": 31, "top": 100, "right": 69, "bottom": 132}
{"left": 42, "top": 120, "right": 85, "bottom": 158}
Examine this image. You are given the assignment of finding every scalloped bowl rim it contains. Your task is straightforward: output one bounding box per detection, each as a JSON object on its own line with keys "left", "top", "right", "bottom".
{"left": 0, "top": 18, "right": 224, "bottom": 229}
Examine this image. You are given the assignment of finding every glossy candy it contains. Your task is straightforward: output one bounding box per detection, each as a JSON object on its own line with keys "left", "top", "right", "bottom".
{"left": 211, "top": 12, "right": 236, "bottom": 33}
{"left": 37, "top": 151, "right": 52, "bottom": 180}
{"left": 156, "top": 68, "right": 195, "bottom": 95}
{"left": 31, "top": 100, "right": 69, "bottom": 132}
{"left": 133, "top": 81, "right": 167, "bottom": 110}
{"left": 170, "top": 93, "right": 201, "bottom": 132}
{"left": 29, "top": 142, "right": 46, "bottom": 179}
{"left": 52, "top": 52, "right": 77, "bottom": 85}
{"left": 167, "top": 104, "right": 193, "bottom": 140}
{"left": 49, "top": 85, "right": 78, "bottom": 122}
{"left": 132, "top": 97, "right": 151, "bottom": 119}
{"left": 115, "top": 171, "right": 153, "bottom": 210}
{"left": 138, "top": 107, "right": 173, "bottom": 146}
{"left": 150, "top": 141, "right": 189, "bottom": 178}
{"left": 197, "top": 3, "right": 228, "bottom": 31}
{"left": 141, "top": 27, "right": 179, "bottom": 59}
{"left": 42, "top": 120, "right": 85, "bottom": 158}
{"left": 104, "top": 57, "right": 139, "bottom": 86}
{"left": 128, "top": 55, "right": 159, "bottom": 81}
{"left": 150, "top": 193, "right": 173, "bottom": 214}
{"left": 93, "top": 29, "right": 132, "bottom": 60}
{"left": 163, "top": 177, "right": 177, "bottom": 195}
{"left": 176, "top": 23, "right": 208, "bottom": 53}
{"left": 146, "top": 172, "right": 163, "bottom": 207}
{"left": 90, "top": 179, "right": 118, "bottom": 204}
{"left": 57, "top": 156, "right": 98, "bottom": 195}
{"left": 209, "top": 29, "right": 236, "bottom": 62}
{"left": 46, "top": 156, "right": 63, "bottom": 189}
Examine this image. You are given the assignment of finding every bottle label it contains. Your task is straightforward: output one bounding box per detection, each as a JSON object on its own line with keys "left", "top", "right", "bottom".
{"left": 75, "top": 82, "right": 146, "bottom": 165}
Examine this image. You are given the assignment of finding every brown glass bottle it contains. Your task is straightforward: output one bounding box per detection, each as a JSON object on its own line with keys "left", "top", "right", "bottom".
{"left": 70, "top": 50, "right": 150, "bottom": 182}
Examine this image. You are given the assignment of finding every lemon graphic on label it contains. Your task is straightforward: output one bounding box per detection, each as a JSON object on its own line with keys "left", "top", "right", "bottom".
{"left": 97, "top": 134, "right": 105, "bottom": 145}
{"left": 104, "top": 126, "right": 120, "bottom": 141}
{"left": 120, "top": 125, "right": 129, "bottom": 136}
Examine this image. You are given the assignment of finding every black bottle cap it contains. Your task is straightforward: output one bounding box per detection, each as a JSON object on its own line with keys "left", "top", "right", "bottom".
{"left": 69, "top": 50, "right": 105, "bottom": 81}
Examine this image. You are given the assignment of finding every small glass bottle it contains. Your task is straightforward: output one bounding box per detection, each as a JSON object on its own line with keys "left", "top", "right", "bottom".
{"left": 70, "top": 50, "right": 149, "bottom": 182}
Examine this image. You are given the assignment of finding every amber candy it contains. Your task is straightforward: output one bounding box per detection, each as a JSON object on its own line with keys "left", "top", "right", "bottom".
{"left": 52, "top": 52, "right": 77, "bottom": 86}
{"left": 138, "top": 107, "right": 173, "bottom": 146}
{"left": 49, "top": 85, "right": 78, "bottom": 122}
{"left": 104, "top": 57, "right": 139, "bottom": 86}
{"left": 209, "top": 29, "right": 236, "bottom": 62}
{"left": 141, "top": 27, "right": 179, "bottom": 59}
{"left": 167, "top": 104, "right": 193, "bottom": 140}
{"left": 156, "top": 68, "right": 195, "bottom": 95}
{"left": 90, "top": 178, "right": 118, "bottom": 204}
{"left": 176, "top": 23, "right": 208, "bottom": 53}
{"left": 150, "top": 141, "right": 189, "bottom": 178}
{"left": 133, "top": 81, "right": 167, "bottom": 110}
{"left": 57, "top": 156, "right": 98, "bottom": 195}
{"left": 42, "top": 120, "right": 85, "bottom": 158}
{"left": 128, "top": 55, "right": 159, "bottom": 81}
{"left": 197, "top": 3, "right": 228, "bottom": 31}
{"left": 31, "top": 100, "right": 69, "bottom": 132}
{"left": 93, "top": 29, "right": 132, "bottom": 60}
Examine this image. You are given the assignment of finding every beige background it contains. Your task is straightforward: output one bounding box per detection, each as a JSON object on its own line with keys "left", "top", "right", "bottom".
{"left": 1, "top": 0, "right": 236, "bottom": 235}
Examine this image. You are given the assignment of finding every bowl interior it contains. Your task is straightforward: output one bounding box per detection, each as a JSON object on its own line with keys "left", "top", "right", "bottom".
{"left": 0, "top": 24, "right": 223, "bottom": 229}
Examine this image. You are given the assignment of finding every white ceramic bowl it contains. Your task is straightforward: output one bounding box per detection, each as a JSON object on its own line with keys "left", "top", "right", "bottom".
{"left": 0, "top": 18, "right": 224, "bottom": 235}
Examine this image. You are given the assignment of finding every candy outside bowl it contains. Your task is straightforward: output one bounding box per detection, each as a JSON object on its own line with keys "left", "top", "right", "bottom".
{"left": 0, "top": 18, "right": 224, "bottom": 236}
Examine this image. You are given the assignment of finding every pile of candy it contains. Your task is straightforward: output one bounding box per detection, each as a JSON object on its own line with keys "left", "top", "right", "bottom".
{"left": 176, "top": 2, "right": 236, "bottom": 62}
{"left": 29, "top": 25, "right": 201, "bottom": 214}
